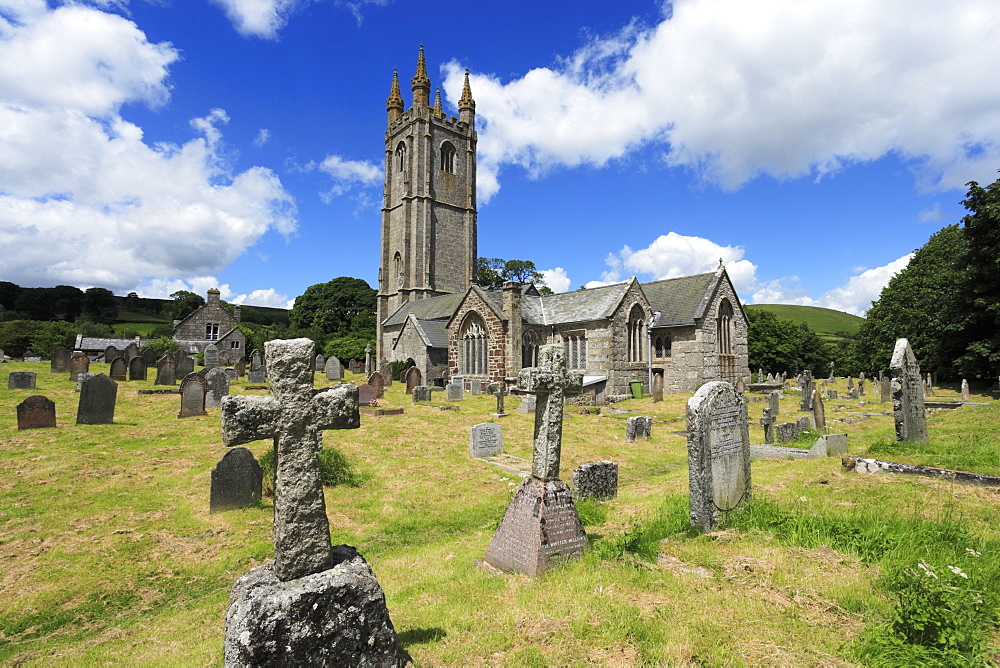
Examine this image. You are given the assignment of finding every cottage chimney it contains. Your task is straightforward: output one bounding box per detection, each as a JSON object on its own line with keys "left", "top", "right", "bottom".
{"left": 207, "top": 288, "right": 221, "bottom": 307}
{"left": 502, "top": 281, "right": 523, "bottom": 381}
{"left": 234, "top": 305, "right": 242, "bottom": 322}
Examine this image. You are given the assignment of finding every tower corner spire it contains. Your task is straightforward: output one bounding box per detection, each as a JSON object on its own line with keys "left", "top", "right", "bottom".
{"left": 387, "top": 68, "right": 404, "bottom": 124}
{"left": 459, "top": 68, "right": 476, "bottom": 124}
{"left": 411, "top": 44, "right": 431, "bottom": 107}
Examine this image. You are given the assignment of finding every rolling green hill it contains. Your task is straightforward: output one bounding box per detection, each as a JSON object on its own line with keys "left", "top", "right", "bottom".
{"left": 745, "top": 304, "right": 864, "bottom": 341}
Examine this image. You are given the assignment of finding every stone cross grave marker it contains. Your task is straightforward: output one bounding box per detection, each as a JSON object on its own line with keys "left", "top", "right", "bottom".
{"left": 155, "top": 355, "right": 177, "bottom": 386}
{"left": 204, "top": 343, "right": 220, "bottom": 370}
{"left": 572, "top": 461, "right": 618, "bottom": 501}
{"left": 17, "top": 395, "right": 56, "bottom": 430}
{"left": 128, "top": 356, "right": 147, "bottom": 381}
{"left": 178, "top": 372, "right": 208, "bottom": 418}
{"left": 364, "top": 343, "right": 373, "bottom": 376}
{"left": 469, "top": 423, "right": 504, "bottom": 458}
{"left": 123, "top": 341, "right": 140, "bottom": 362}
{"left": 812, "top": 389, "right": 826, "bottom": 431}
{"left": 109, "top": 356, "right": 127, "bottom": 381}
{"left": 798, "top": 370, "right": 813, "bottom": 411}
{"left": 50, "top": 346, "right": 71, "bottom": 373}
{"left": 210, "top": 446, "right": 263, "bottom": 512}
{"left": 220, "top": 338, "right": 361, "bottom": 581}
{"left": 404, "top": 366, "right": 421, "bottom": 394}
{"left": 367, "top": 371, "right": 385, "bottom": 399}
{"left": 625, "top": 416, "right": 652, "bottom": 442}
{"left": 69, "top": 352, "right": 89, "bottom": 381}
{"left": 687, "top": 381, "right": 751, "bottom": 532}
{"left": 652, "top": 373, "right": 663, "bottom": 403}
{"left": 8, "top": 371, "right": 36, "bottom": 390}
{"left": 890, "top": 338, "right": 927, "bottom": 443}
{"left": 204, "top": 367, "right": 230, "bottom": 408}
{"left": 492, "top": 383, "right": 508, "bottom": 416}
{"left": 483, "top": 344, "right": 587, "bottom": 576}
{"left": 76, "top": 373, "right": 117, "bottom": 424}
{"left": 324, "top": 356, "right": 342, "bottom": 381}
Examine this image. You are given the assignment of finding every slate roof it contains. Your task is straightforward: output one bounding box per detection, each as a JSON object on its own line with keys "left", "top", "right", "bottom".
{"left": 398, "top": 316, "right": 450, "bottom": 349}
{"left": 641, "top": 272, "right": 719, "bottom": 327}
{"left": 78, "top": 337, "right": 147, "bottom": 351}
{"left": 383, "top": 292, "right": 466, "bottom": 327}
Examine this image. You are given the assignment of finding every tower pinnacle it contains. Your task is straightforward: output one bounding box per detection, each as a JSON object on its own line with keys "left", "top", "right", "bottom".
{"left": 387, "top": 69, "right": 404, "bottom": 124}
{"left": 411, "top": 45, "right": 430, "bottom": 107}
{"left": 459, "top": 68, "right": 475, "bottom": 124}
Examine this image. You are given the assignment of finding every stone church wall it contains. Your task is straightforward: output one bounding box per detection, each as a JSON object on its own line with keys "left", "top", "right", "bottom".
{"left": 603, "top": 281, "right": 653, "bottom": 395}
{"left": 447, "top": 292, "right": 507, "bottom": 384}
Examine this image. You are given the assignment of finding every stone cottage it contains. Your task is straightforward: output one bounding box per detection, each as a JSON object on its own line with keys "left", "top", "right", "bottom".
{"left": 171, "top": 288, "right": 245, "bottom": 364}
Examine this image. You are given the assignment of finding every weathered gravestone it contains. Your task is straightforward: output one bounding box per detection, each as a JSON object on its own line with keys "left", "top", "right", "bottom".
{"left": 348, "top": 358, "right": 358, "bottom": 374}
{"left": 8, "top": 371, "right": 36, "bottom": 390}
{"left": 492, "top": 384, "right": 509, "bottom": 417}
{"left": 768, "top": 391, "right": 780, "bottom": 416}
{"left": 735, "top": 376, "right": 747, "bottom": 392}
{"left": 220, "top": 339, "right": 407, "bottom": 666}
{"left": 104, "top": 345, "right": 119, "bottom": 363}
{"left": 652, "top": 373, "right": 663, "bottom": 403}
{"left": 204, "top": 343, "right": 220, "bottom": 370}
{"left": 234, "top": 357, "right": 246, "bottom": 378}
{"left": 483, "top": 344, "right": 587, "bottom": 576}
{"left": 109, "top": 356, "right": 127, "bottom": 381}
{"left": 812, "top": 389, "right": 826, "bottom": 431}
{"left": 858, "top": 377, "right": 865, "bottom": 396}
{"left": 687, "top": 381, "right": 751, "bottom": 532}
{"left": 827, "top": 389, "right": 838, "bottom": 400}
{"left": 178, "top": 373, "right": 208, "bottom": 418}
{"left": 324, "top": 357, "right": 343, "bottom": 381}
{"left": 572, "top": 461, "right": 618, "bottom": 501}
{"left": 50, "top": 346, "right": 71, "bottom": 373}
{"left": 379, "top": 362, "right": 393, "bottom": 387}
{"left": 249, "top": 349, "right": 263, "bottom": 370}
{"left": 123, "top": 341, "right": 140, "bottom": 362}
{"left": 847, "top": 376, "right": 854, "bottom": 391}
{"left": 404, "top": 366, "right": 421, "bottom": 394}
{"left": 76, "top": 372, "right": 95, "bottom": 392}
{"left": 411, "top": 386, "right": 432, "bottom": 403}
{"left": 176, "top": 356, "right": 195, "bottom": 379}
{"left": 890, "top": 338, "right": 927, "bottom": 443}
{"left": 625, "top": 416, "right": 652, "bottom": 442}
{"left": 799, "top": 370, "right": 813, "bottom": 411}
{"left": 357, "top": 383, "right": 376, "bottom": 406}
{"left": 367, "top": 372, "right": 385, "bottom": 399}
{"left": 775, "top": 422, "right": 800, "bottom": 444}
{"left": 210, "top": 447, "right": 263, "bottom": 513}
{"left": 446, "top": 382, "right": 464, "bottom": 401}
{"left": 155, "top": 355, "right": 177, "bottom": 386}
{"left": 17, "top": 395, "right": 56, "bottom": 430}
{"left": 76, "top": 373, "right": 117, "bottom": 424}
{"left": 247, "top": 365, "right": 266, "bottom": 384}
{"left": 760, "top": 407, "right": 776, "bottom": 444}
{"left": 364, "top": 343, "right": 374, "bottom": 376}
{"left": 962, "top": 379, "right": 970, "bottom": 402}
{"left": 141, "top": 347, "right": 157, "bottom": 366}
{"left": 69, "top": 352, "right": 90, "bottom": 381}
{"left": 516, "top": 395, "right": 536, "bottom": 414}
{"left": 469, "top": 379, "right": 482, "bottom": 395}
{"left": 128, "top": 356, "right": 147, "bottom": 381}
{"left": 205, "top": 367, "right": 230, "bottom": 408}
{"left": 469, "top": 423, "right": 504, "bottom": 458}
{"left": 315, "top": 354, "right": 325, "bottom": 372}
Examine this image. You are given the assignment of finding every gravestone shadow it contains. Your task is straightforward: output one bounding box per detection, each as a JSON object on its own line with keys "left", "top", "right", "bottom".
{"left": 396, "top": 627, "right": 447, "bottom": 648}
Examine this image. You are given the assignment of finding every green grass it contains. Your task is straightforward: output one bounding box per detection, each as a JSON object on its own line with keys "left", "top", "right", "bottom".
{"left": 747, "top": 303, "right": 865, "bottom": 338}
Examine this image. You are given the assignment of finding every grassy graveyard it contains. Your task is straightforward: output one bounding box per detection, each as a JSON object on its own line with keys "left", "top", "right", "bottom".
{"left": 1, "top": 363, "right": 998, "bottom": 665}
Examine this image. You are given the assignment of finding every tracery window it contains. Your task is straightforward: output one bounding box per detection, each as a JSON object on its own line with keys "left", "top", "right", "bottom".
{"left": 395, "top": 141, "right": 406, "bottom": 172}
{"left": 626, "top": 304, "right": 646, "bottom": 362}
{"left": 460, "top": 312, "right": 488, "bottom": 375}
{"left": 562, "top": 332, "right": 587, "bottom": 370}
{"left": 717, "top": 299, "right": 736, "bottom": 383}
{"left": 522, "top": 330, "right": 540, "bottom": 368}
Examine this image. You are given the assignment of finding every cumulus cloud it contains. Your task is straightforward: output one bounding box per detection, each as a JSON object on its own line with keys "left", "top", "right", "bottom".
{"left": 0, "top": 3, "right": 296, "bottom": 292}
{"left": 209, "top": 0, "right": 303, "bottom": 39}
{"left": 539, "top": 267, "right": 571, "bottom": 293}
{"left": 442, "top": 0, "right": 1000, "bottom": 202}
{"left": 308, "top": 154, "right": 383, "bottom": 202}
{"left": 138, "top": 277, "right": 292, "bottom": 308}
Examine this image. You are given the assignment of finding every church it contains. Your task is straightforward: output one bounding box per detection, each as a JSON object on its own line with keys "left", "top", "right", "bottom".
{"left": 376, "top": 48, "right": 750, "bottom": 401}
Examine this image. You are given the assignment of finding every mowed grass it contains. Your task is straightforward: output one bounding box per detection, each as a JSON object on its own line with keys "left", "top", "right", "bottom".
{"left": 1, "top": 363, "right": 998, "bottom": 665}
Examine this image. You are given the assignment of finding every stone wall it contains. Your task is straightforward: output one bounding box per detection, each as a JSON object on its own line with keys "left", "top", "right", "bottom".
{"left": 447, "top": 291, "right": 507, "bottom": 384}
{"left": 389, "top": 320, "right": 448, "bottom": 383}
{"left": 172, "top": 290, "right": 244, "bottom": 356}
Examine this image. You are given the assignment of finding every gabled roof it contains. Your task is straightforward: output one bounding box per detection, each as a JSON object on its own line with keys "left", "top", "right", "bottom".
{"left": 395, "top": 315, "right": 449, "bottom": 350}
{"left": 641, "top": 271, "right": 719, "bottom": 327}
{"left": 382, "top": 292, "right": 466, "bottom": 327}
{"left": 78, "top": 337, "right": 147, "bottom": 351}
{"left": 171, "top": 299, "right": 237, "bottom": 333}
{"left": 529, "top": 280, "right": 633, "bottom": 326}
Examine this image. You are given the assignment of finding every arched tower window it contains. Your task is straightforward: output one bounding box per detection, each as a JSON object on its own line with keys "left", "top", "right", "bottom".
{"left": 522, "top": 330, "right": 539, "bottom": 368}
{"left": 440, "top": 141, "right": 456, "bottom": 174}
{"left": 395, "top": 141, "right": 407, "bottom": 172}
{"left": 460, "top": 312, "right": 488, "bottom": 376}
{"left": 717, "top": 299, "right": 736, "bottom": 383}
{"left": 626, "top": 304, "right": 646, "bottom": 363}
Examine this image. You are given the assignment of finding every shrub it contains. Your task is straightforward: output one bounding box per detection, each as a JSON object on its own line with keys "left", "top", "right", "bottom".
{"left": 258, "top": 446, "right": 361, "bottom": 497}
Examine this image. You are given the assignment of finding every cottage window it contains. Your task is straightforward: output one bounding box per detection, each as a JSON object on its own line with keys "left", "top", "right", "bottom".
{"left": 459, "top": 312, "right": 487, "bottom": 375}
{"left": 205, "top": 323, "right": 219, "bottom": 340}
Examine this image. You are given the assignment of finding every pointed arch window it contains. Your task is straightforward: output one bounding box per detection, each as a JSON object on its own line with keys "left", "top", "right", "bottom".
{"left": 393, "top": 252, "right": 402, "bottom": 288}
{"left": 562, "top": 331, "right": 587, "bottom": 370}
{"left": 440, "top": 141, "right": 456, "bottom": 174}
{"left": 460, "top": 312, "right": 488, "bottom": 376}
{"left": 626, "top": 304, "right": 646, "bottom": 362}
{"left": 717, "top": 299, "right": 736, "bottom": 383}
{"left": 522, "top": 330, "right": 540, "bottom": 368}
{"left": 395, "top": 141, "right": 407, "bottom": 172}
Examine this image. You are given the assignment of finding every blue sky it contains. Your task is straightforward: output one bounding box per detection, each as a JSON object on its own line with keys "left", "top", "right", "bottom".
{"left": 2, "top": 0, "right": 998, "bottom": 315}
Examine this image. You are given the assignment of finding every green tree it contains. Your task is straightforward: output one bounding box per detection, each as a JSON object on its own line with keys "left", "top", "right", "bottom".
{"left": 747, "top": 309, "right": 834, "bottom": 375}
{"left": 0, "top": 320, "right": 44, "bottom": 357}
{"left": 147, "top": 336, "right": 180, "bottom": 358}
{"left": 168, "top": 290, "right": 205, "bottom": 321}
{"left": 30, "top": 321, "right": 78, "bottom": 358}
{"left": 289, "top": 278, "right": 376, "bottom": 337}
{"left": 475, "top": 257, "right": 547, "bottom": 291}
{"left": 82, "top": 287, "right": 119, "bottom": 324}
{"left": 957, "top": 174, "right": 1000, "bottom": 377}
{"left": 0, "top": 281, "right": 21, "bottom": 312}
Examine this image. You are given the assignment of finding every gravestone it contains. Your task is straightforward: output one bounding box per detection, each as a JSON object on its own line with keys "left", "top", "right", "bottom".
{"left": 210, "top": 446, "right": 263, "bottom": 512}
{"left": 204, "top": 343, "right": 220, "bottom": 370}
{"left": 686, "top": 381, "right": 751, "bottom": 532}
{"left": 760, "top": 407, "right": 776, "bottom": 444}
{"left": 234, "top": 357, "right": 246, "bottom": 378}
{"left": 735, "top": 376, "right": 747, "bottom": 392}
{"left": 827, "top": 389, "right": 838, "bottom": 400}
{"left": 247, "top": 366, "right": 266, "bottom": 384}
{"left": 379, "top": 362, "right": 393, "bottom": 387}
{"left": 798, "top": 370, "right": 813, "bottom": 411}
{"left": 451, "top": 375, "right": 465, "bottom": 389}
{"left": 221, "top": 339, "right": 406, "bottom": 666}
{"left": 572, "top": 461, "right": 618, "bottom": 501}
{"left": 69, "top": 352, "right": 90, "bottom": 381}
{"left": 205, "top": 367, "right": 230, "bottom": 408}
{"left": 469, "top": 423, "right": 503, "bottom": 458}
{"left": 224, "top": 367, "right": 237, "bottom": 381}
{"left": 768, "top": 391, "right": 780, "bottom": 416}
{"left": 847, "top": 376, "right": 854, "bottom": 391}
{"left": 176, "top": 356, "right": 195, "bottom": 379}
{"left": 357, "top": 383, "right": 376, "bottom": 406}
{"left": 315, "top": 354, "right": 325, "bottom": 372}
{"left": 364, "top": 343, "right": 374, "bottom": 376}
{"left": 17, "top": 395, "right": 56, "bottom": 430}
{"left": 766, "top": 372, "right": 774, "bottom": 384}
{"left": 470, "top": 379, "right": 482, "bottom": 395}
{"left": 848, "top": 388, "right": 859, "bottom": 400}
{"left": 127, "top": 356, "right": 147, "bottom": 381}
{"left": 858, "top": 377, "right": 865, "bottom": 396}
{"left": 348, "top": 359, "right": 358, "bottom": 374}
{"left": 625, "top": 416, "right": 652, "bottom": 442}
{"left": 324, "top": 357, "right": 343, "bottom": 381}
{"left": 757, "top": 368, "right": 764, "bottom": 382}
{"left": 76, "top": 372, "right": 95, "bottom": 392}
{"left": 109, "top": 356, "right": 127, "bottom": 381}
{"left": 812, "top": 389, "right": 826, "bottom": 431}
{"left": 446, "top": 383, "right": 464, "bottom": 401}
{"left": 492, "top": 384, "right": 509, "bottom": 417}
{"left": 155, "top": 355, "right": 177, "bottom": 386}
{"left": 483, "top": 344, "right": 587, "bottom": 576}
{"left": 367, "top": 372, "right": 385, "bottom": 399}
{"left": 76, "top": 373, "right": 117, "bottom": 424}
{"left": 123, "top": 341, "right": 140, "bottom": 362}
{"left": 404, "top": 366, "right": 421, "bottom": 394}
{"left": 516, "top": 395, "right": 536, "bottom": 414}
{"left": 249, "top": 349, "right": 263, "bottom": 370}
{"left": 8, "top": 371, "right": 36, "bottom": 390}
{"left": 178, "top": 373, "right": 208, "bottom": 418}
{"left": 141, "top": 347, "right": 157, "bottom": 366}
{"left": 50, "top": 346, "right": 71, "bottom": 373}
{"left": 775, "top": 422, "right": 799, "bottom": 444}
{"left": 104, "top": 345, "right": 119, "bottom": 363}
{"left": 890, "top": 338, "right": 927, "bottom": 443}
{"left": 961, "top": 379, "right": 970, "bottom": 402}
{"left": 411, "top": 386, "right": 432, "bottom": 403}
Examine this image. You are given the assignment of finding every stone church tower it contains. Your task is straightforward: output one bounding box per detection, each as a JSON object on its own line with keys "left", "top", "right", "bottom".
{"left": 376, "top": 47, "right": 478, "bottom": 363}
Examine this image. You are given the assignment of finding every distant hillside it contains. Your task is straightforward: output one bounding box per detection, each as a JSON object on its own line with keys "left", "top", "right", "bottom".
{"left": 745, "top": 304, "right": 864, "bottom": 341}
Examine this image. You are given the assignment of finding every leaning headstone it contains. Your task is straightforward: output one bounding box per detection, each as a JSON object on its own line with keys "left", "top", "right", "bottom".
{"left": 69, "top": 352, "right": 90, "bottom": 381}
{"left": 210, "top": 447, "right": 263, "bottom": 513}
{"left": 357, "top": 383, "right": 376, "bottom": 406}
{"left": 76, "top": 373, "right": 117, "bottom": 424}
{"left": 324, "top": 357, "right": 343, "bottom": 381}
{"left": 469, "top": 423, "right": 503, "bottom": 458}
{"left": 109, "top": 356, "right": 127, "bottom": 381}
{"left": 686, "top": 381, "right": 751, "bottom": 532}
{"left": 17, "top": 395, "right": 56, "bottom": 430}
{"left": 890, "top": 339, "right": 928, "bottom": 443}
{"left": 141, "top": 347, "right": 157, "bottom": 366}
{"left": 204, "top": 343, "right": 220, "bottom": 370}
{"left": 8, "top": 371, "right": 36, "bottom": 390}
{"left": 961, "top": 379, "right": 970, "bottom": 402}
{"left": 572, "top": 461, "right": 618, "bottom": 501}
{"left": 50, "top": 346, "right": 71, "bottom": 373}
{"left": 247, "top": 366, "right": 266, "bottom": 384}
{"left": 446, "top": 382, "right": 464, "bottom": 401}
{"left": 652, "top": 373, "right": 663, "bottom": 402}
{"left": 178, "top": 373, "right": 208, "bottom": 418}
{"left": 104, "top": 345, "right": 119, "bottom": 363}
{"left": 176, "top": 356, "right": 195, "bottom": 379}
{"left": 123, "top": 341, "right": 140, "bottom": 362}
{"left": 760, "top": 407, "right": 776, "bottom": 444}
{"left": 204, "top": 367, "right": 230, "bottom": 408}
{"left": 155, "top": 355, "right": 177, "bottom": 386}
{"left": 404, "top": 366, "right": 421, "bottom": 394}
{"left": 811, "top": 390, "right": 826, "bottom": 431}
{"left": 483, "top": 344, "right": 587, "bottom": 576}
{"left": 516, "top": 395, "right": 536, "bottom": 414}
{"left": 221, "top": 339, "right": 406, "bottom": 666}
{"left": 625, "top": 416, "right": 652, "bottom": 442}
{"left": 127, "top": 356, "right": 147, "bottom": 381}
{"left": 367, "top": 372, "right": 385, "bottom": 399}
{"left": 411, "top": 386, "right": 432, "bottom": 403}
{"left": 315, "top": 353, "right": 325, "bottom": 372}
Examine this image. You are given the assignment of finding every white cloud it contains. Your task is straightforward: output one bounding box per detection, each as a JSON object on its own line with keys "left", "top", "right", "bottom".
{"left": 918, "top": 203, "right": 947, "bottom": 223}
{"left": 138, "top": 277, "right": 292, "bottom": 308}
{"left": 309, "top": 154, "right": 383, "bottom": 202}
{"left": 0, "top": 4, "right": 296, "bottom": 292}
{"left": 209, "top": 0, "right": 302, "bottom": 40}
{"left": 253, "top": 128, "right": 271, "bottom": 147}
{"left": 539, "top": 267, "right": 571, "bottom": 293}
{"left": 442, "top": 0, "right": 1000, "bottom": 202}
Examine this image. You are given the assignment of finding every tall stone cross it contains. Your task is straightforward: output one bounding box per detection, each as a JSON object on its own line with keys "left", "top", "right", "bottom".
{"left": 518, "top": 344, "right": 582, "bottom": 482}
{"left": 495, "top": 383, "right": 507, "bottom": 414}
{"left": 220, "top": 338, "right": 360, "bottom": 581}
